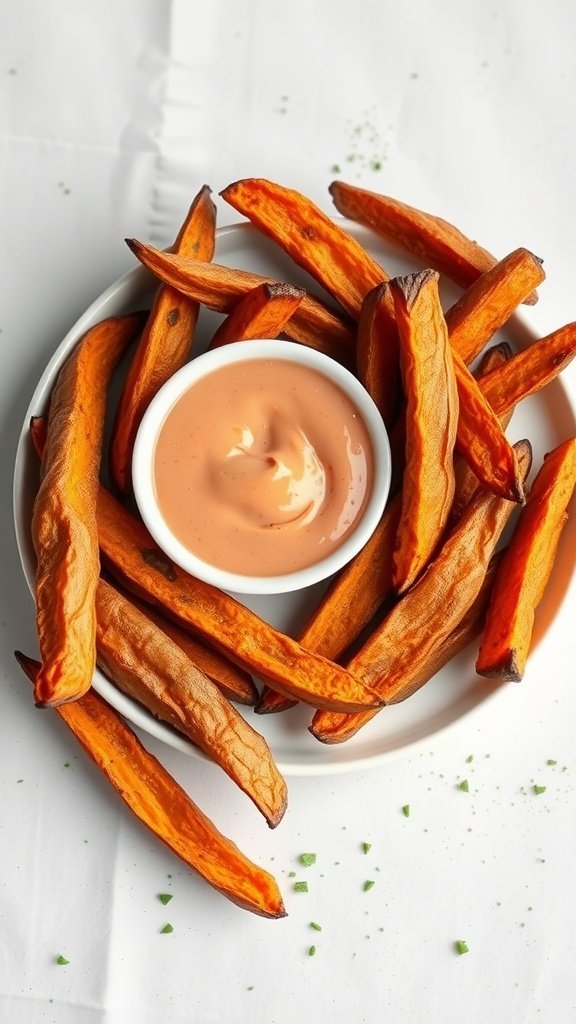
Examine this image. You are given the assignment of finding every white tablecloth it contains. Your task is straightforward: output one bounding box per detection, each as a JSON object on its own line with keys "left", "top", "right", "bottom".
{"left": 1, "top": 2, "right": 575, "bottom": 1021}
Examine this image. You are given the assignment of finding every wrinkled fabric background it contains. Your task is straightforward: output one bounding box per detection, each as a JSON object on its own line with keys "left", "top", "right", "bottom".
{"left": 1, "top": 2, "right": 575, "bottom": 1021}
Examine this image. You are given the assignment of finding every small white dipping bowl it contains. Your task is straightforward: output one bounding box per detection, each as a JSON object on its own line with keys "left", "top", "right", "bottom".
{"left": 132, "top": 339, "right": 392, "bottom": 595}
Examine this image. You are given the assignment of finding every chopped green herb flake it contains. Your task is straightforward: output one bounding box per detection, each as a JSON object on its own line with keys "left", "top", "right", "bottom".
{"left": 455, "top": 940, "right": 469, "bottom": 955}
{"left": 458, "top": 779, "right": 470, "bottom": 792}
{"left": 546, "top": 759, "right": 557, "bottom": 766}
{"left": 158, "top": 893, "right": 173, "bottom": 905}
{"left": 294, "top": 881, "right": 308, "bottom": 893}
{"left": 371, "top": 160, "right": 382, "bottom": 171}
{"left": 402, "top": 804, "right": 410, "bottom": 817}
{"left": 331, "top": 164, "right": 341, "bottom": 173}
{"left": 308, "top": 945, "right": 317, "bottom": 957}
{"left": 246, "top": 986, "right": 254, "bottom": 991}
{"left": 63, "top": 763, "right": 70, "bottom": 768}
{"left": 16, "top": 779, "right": 23, "bottom": 784}
{"left": 533, "top": 785, "right": 546, "bottom": 795}
{"left": 363, "top": 880, "right": 376, "bottom": 892}
{"left": 160, "top": 923, "right": 174, "bottom": 934}
{"left": 299, "top": 853, "right": 316, "bottom": 867}
{"left": 465, "top": 754, "right": 474, "bottom": 763}
{"left": 362, "top": 842, "right": 372, "bottom": 854}
{"left": 56, "top": 955, "right": 69, "bottom": 965}
{"left": 288, "top": 871, "right": 296, "bottom": 878}
{"left": 310, "top": 922, "right": 322, "bottom": 932}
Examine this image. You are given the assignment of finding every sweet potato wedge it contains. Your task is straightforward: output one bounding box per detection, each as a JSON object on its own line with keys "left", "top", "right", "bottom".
{"left": 446, "top": 248, "right": 545, "bottom": 364}
{"left": 310, "top": 440, "right": 532, "bottom": 743}
{"left": 127, "top": 596, "right": 257, "bottom": 706}
{"left": 125, "top": 240, "right": 354, "bottom": 363}
{"left": 390, "top": 271, "right": 459, "bottom": 593}
{"left": 329, "top": 181, "right": 539, "bottom": 305}
{"left": 356, "top": 282, "right": 399, "bottom": 426}
{"left": 15, "top": 653, "right": 286, "bottom": 918}
{"left": 478, "top": 323, "right": 576, "bottom": 414}
{"left": 209, "top": 281, "right": 305, "bottom": 348}
{"left": 32, "top": 313, "right": 145, "bottom": 708}
{"left": 256, "top": 494, "right": 402, "bottom": 715}
{"left": 476, "top": 438, "right": 576, "bottom": 681}
{"left": 95, "top": 580, "right": 286, "bottom": 827}
{"left": 450, "top": 343, "right": 515, "bottom": 524}
{"left": 312, "top": 554, "right": 502, "bottom": 743}
{"left": 110, "top": 186, "right": 216, "bottom": 493}
{"left": 220, "top": 178, "right": 388, "bottom": 319}
{"left": 452, "top": 348, "right": 524, "bottom": 502}
{"left": 96, "top": 487, "right": 384, "bottom": 713}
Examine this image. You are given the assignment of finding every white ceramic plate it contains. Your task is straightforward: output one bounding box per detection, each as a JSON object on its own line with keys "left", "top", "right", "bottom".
{"left": 13, "top": 222, "right": 576, "bottom": 775}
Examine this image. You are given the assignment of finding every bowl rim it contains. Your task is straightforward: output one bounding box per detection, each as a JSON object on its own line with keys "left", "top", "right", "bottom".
{"left": 131, "top": 338, "right": 392, "bottom": 595}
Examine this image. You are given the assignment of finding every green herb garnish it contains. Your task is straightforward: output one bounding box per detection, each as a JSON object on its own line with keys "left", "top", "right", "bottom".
{"left": 458, "top": 780, "right": 469, "bottom": 792}
{"left": 158, "top": 893, "right": 173, "bottom": 905}
{"left": 288, "top": 871, "right": 296, "bottom": 877}
{"left": 308, "top": 945, "right": 317, "bottom": 957}
{"left": 455, "top": 940, "right": 469, "bottom": 955}
{"left": 363, "top": 880, "right": 375, "bottom": 892}
{"left": 310, "top": 922, "right": 322, "bottom": 931}
{"left": 331, "top": 164, "right": 342, "bottom": 174}
{"left": 362, "top": 842, "right": 372, "bottom": 854}
{"left": 294, "top": 881, "right": 309, "bottom": 893}
{"left": 533, "top": 785, "right": 546, "bottom": 795}
{"left": 300, "top": 853, "right": 316, "bottom": 867}
{"left": 56, "top": 955, "right": 69, "bottom": 965}
{"left": 160, "top": 923, "right": 174, "bottom": 934}
{"left": 402, "top": 804, "right": 410, "bottom": 817}
{"left": 546, "top": 759, "right": 557, "bottom": 766}
{"left": 465, "top": 754, "right": 474, "bottom": 763}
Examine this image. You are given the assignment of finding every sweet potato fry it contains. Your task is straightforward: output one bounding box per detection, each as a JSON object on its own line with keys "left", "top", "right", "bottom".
{"left": 209, "top": 281, "right": 304, "bottom": 348}
{"left": 453, "top": 348, "right": 524, "bottom": 502}
{"left": 446, "top": 248, "right": 545, "bottom": 364}
{"left": 256, "top": 494, "right": 403, "bottom": 714}
{"left": 125, "top": 240, "right": 354, "bottom": 363}
{"left": 329, "top": 181, "right": 539, "bottom": 305}
{"left": 312, "top": 554, "right": 503, "bottom": 743}
{"left": 110, "top": 186, "right": 216, "bottom": 494}
{"left": 128, "top": 597, "right": 257, "bottom": 706}
{"left": 95, "top": 580, "right": 286, "bottom": 827}
{"left": 310, "top": 441, "right": 532, "bottom": 743}
{"left": 390, "top": 271, "right": 459, "bottom": 592}
{"left": 476, "top": 438, "right": 576, "bottom": 681}
{"left": 96, "top": 487, "right": 383, "bottom": 713}
{"left": 32, "top": 313, "right": 145, "bottom": 709}
{"left": 356, "top": 282, "right": 399, "bottom": 426}
{"left": 15, "top": 653, "right": 286, "bottom": 918}
{"left": 450, "top": 343, "right": 515, "bottom": 523}
{"left": 220, "top": 178, "right": 388, "bottom": 319}
{"left": 478, "top": 323, "right": 576, "bottom": 414}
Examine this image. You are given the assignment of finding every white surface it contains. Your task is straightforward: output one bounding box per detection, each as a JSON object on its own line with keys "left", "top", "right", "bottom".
{"left": 1, "top": 2, "right": 575, "bottom": 1022}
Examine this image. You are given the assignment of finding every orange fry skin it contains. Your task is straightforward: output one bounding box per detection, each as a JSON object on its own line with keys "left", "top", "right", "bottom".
{"left": 95, "top": 580, "right": 287, "bottom": 828}
{"left": 209, "top": 281, "right": 304, "bottom": 348}
{"left": 452, "top": 348, "right": 524, "bottom": 502}
{"left": 310, "top": 440, "right": 532, "bottom": 744}
{"left": 329, "top": 181, "right": 539, "bottom": 305}
{"left": 446, "top": 248, "right": 545, "bottom": 364}
{"left": 479, "top": 323, "right": 576, "bottom": 415}
{"left": 390, "top": 271, "right": 459, "bottom": 593}
{"left": 125, "top": 239, "right": 354, "bottom": 363}
{"left": 32, "top": 313, "right": 145, "bottom": 709}
{"left": 256, "top": 494, "right": 402, "bottom": 715}
{"left": 15, "top": 653, "right": 286, "bottom": 919}
{"left": 312, "top": 554, "right": 502, "bottom": 744}
{"left": 356, "top": 282, "right": 399, "bottom": 427}
{"left": 96, "top": 488, "right": 384, "bottom": 714}
{"left": 220, "top": 178, "right": 388, "bottom": 320}
{"left": 111, "top": 186, "right": 216, "bottom": 494}
{"left": 476, "top": 437, "right": 576, "bottom": 681}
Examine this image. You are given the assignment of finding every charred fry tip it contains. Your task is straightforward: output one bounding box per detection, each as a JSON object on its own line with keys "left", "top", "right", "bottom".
{"left": 264, "top": 282, "right": 306, "bottom": 300}
{"left": 125, "top": 238, "right": 140, "bottom": 254}
{"left": 391, "top": 269, "right": 439, "bottom": 309}
{"left": 484, "top": 341, "right": 514, "bottom": 363}
{"left": 475, "top": 653, "right": 522, "bottom": 683}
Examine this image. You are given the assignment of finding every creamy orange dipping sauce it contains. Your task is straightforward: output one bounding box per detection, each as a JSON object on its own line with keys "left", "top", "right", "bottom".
{"left": 153, "top": 358, "right": 374, "bottom": 576}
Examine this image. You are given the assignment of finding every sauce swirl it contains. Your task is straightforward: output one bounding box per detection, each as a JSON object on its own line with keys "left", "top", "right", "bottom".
{"left": 153, "top": 358, "right": 374, "bottom": 576}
